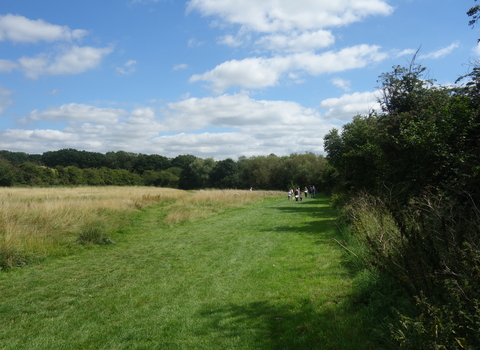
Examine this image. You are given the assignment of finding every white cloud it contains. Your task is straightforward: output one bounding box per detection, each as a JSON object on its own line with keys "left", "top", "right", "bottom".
{"left": 394, "top": 48, "right": 417, "bottom": 58}
{"left": 127, "top": 107, "right": 156, "bottom": 124}
{"left": 0, "top": 59, "right": 19, "bottom": 72}
{"left": 190, "top": 56, "right": 285, "bottom": 93}
{"left": 0, "top": 14, "right": 87, "bottom": 43}
{"left": 116, "top": 59, "right": 137, "bottom": 75}
{"left": 190, "top": 45, "right": 387, "bottom": 93}
{"left": 24, "top": 103, "right": 128, "bottom": 124}
{"left": 473, "top": 43, "right": 480, "bottom": 57}
{"left": 165, "top": 93, "right": 330, "bottom": 142}
{"left": 18, "top": 45, "right": 113, "bottom": 79}
{"left": 331, "top": 77, "right": 351, "bottom": 91}
{"left": 319, "top": 90, "right": 380, "bottom": 121}
{"left": 217, "top": 34, "right": 243, "bottom": 47}
{"left": 46, "top": 89, "right": 60, "bottom": 95}
{"left": 0, "top": 86, "right": 13, "bottom": 114}
{"left": 0, "top": 92, "right": 350, "bottom": 157}
{"left": 188, "top": 38, "right": 204, "bottom": 47}
{"left": 255, "top": 30, "right": 335, "bottom": 52}
{"left": 187, "top": 0, "right": 393, "bottom": 33}
{"left": 420, "top": 42, "right": 459, "bottom": 60}
{"left": 173, "top": 63, "right": 189, "bottom": 70}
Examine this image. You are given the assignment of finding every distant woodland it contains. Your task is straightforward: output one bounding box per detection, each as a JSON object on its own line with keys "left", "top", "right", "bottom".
{"left": 0, "top": 149, "right": 327, "bottom": 191}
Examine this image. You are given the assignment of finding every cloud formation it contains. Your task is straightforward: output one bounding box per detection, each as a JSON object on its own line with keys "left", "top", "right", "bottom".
{"left": 420, "top": 42, "right": 459, "bottom": 60}
{"left": 190, "top": 45, "right": 387, "bottom": 93}
{"left": 0, "top": 15, "right": 113, "bottom": 79}
{"left": 3, "top": 92, "right": 360, "bottom": 157}
{"left": 255, "top": 30, "right": 335, "bottom": 53}
{"left": 319, "top": 90, "right": 381, "bottom": 121}
{"left": 187, "top": 0, "right": 393, "bottom": 33}
{"left": 15, "top": 45, "right": 113, "bottom": 79}
{"left": 116, "top": 60, "right": 137, "bottom": 75}
{"left": 24, "top": 103, "right": 128, "bottom": 124}
{"left": 331, "top": 77, "right": 351, "bottom": 91}
{"left": 0, "top": 14, "right": 87, "bottom": 43}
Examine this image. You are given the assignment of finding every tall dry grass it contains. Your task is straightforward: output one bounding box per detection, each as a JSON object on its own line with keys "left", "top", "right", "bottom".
{"left": 0, "top": 187, "right": 187, "bottom": 269}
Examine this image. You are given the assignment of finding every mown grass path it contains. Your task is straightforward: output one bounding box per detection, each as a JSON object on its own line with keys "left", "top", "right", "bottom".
{"left": 0, "top": 194, "right": 374, "bottom": 349}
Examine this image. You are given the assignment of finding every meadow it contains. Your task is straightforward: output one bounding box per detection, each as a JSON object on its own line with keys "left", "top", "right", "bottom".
{"left": 0, "top": 187, "right": 279, "bottom": 269}
{"left": 0, "top": 187, "right": 376, "bottom": 349}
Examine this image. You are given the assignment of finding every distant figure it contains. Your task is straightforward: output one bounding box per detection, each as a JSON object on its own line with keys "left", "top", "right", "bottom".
{"left": 312, "top": 185, "right": 316, "bottom": 198}
{"left": 250, "top": 187, "right": 253, "bottom": 191}
{"left": 287, "top": 189, "right": 292, "bottom": 200}
{"left": 294, "top": 188, "right": 299, "bottom": 201}
{"left": 304, "top": 186, "right": 308, "bottom": 199}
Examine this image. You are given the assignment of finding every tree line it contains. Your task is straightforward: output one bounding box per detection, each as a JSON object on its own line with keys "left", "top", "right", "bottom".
{"left": 0, "top": 149, "right": 327, "bottom": 191}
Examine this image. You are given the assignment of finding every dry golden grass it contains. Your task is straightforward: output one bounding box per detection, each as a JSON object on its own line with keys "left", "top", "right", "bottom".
{"left": 0, "top": 187, "right": 188, "bottom": 267}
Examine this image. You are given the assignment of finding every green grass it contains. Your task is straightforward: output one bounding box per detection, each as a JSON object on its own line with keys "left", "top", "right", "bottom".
{"left": 0, "top": 194, "right": 376, "bottom": 349}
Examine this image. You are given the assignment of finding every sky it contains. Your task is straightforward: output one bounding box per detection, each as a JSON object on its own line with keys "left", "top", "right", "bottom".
{"left": 0, "top": 0, "right": 479, "bottom": 160}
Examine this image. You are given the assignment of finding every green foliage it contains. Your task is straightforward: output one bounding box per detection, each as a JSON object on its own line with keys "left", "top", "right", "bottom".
{"left": 0, "top": 149, "right": 327, "bottom": 191}
{"left": 210, "top": 158, "right": 240, "bottom": 188}
{"left": 0, "top": 158, "right": 18, "bottom": 186}
{"left": 324, "top": 116, "right": 382, "bottom": 192}
{"left": 468, "top": 0, "right": 480, "bottom": 29}
{"left": 42, "top": 148, "right": 106, "bottom": 169}
{"left": 324, "top": 58, "right": 480, "bottom": 347}
{"left": 142, "top": 170, "right": 179, "bottom": 188}
{"left": 325, "top": 61, "right": 480, "bottom": 203}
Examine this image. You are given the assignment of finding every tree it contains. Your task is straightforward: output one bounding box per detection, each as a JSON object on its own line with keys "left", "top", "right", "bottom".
{"left": 0, "top": 150, "right": 30, "bottom": 165}
{"left": 324, "top": 115, "right": 382, "bottom": 192}
{"left": 0, "top": 158, "right": 17, "bottom": 186}
{"left": 171, "top": 154, "right": 197, "bottom": 170}
{"left": 132, "top": 154, "right": 171, "bottom": 174}
{"left": 188, "top": 158, "right": 215, "bottom": 189}
{"left": 210, "top": 158, "right": 240, "bottom": 188}
{"left": 468, "top": 0, "right": 480, "bottom": 31}
{"left": 376, "top": 54, "right": 434, "bottom": 116}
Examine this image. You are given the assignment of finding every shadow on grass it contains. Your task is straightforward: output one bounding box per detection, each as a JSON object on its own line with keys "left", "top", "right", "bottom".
{"left": 197, "top": 298, "right": 374, "bottom": 350}
{"left": 267, "top": 197, "right": 339, "bottom": 245}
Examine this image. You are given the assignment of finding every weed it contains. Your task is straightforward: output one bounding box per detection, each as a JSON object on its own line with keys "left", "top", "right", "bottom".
{"left": 76, "top": 221, "right": 115, "bottom": 245}
{"left": 0, "top": 246, "right": 30, "bottom": 270}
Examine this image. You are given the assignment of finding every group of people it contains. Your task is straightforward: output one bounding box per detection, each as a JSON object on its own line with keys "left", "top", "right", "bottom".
{"left": 287, "top": 186, "right": 316, "bottom": 201}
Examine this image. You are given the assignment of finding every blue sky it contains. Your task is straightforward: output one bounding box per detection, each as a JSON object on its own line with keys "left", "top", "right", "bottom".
{"left": 0, "top": 0, "right": 478, "bottom": 159}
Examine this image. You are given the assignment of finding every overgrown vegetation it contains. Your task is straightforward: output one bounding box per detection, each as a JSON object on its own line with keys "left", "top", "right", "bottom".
{"left": 323, "top": 47, "right": 480, "bottom": 347}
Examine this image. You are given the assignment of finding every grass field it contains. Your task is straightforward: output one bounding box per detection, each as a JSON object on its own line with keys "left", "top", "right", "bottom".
{"left": 0, "top": 189, "right": 376, "bottom": 349}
